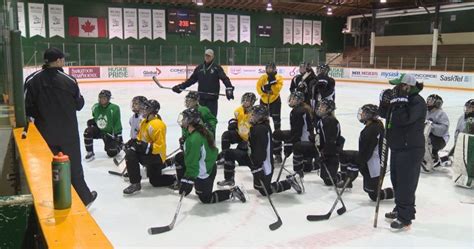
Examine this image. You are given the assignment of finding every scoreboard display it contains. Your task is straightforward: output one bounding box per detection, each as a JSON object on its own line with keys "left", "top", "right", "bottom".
{"left": 167, "top": 9, "right": 197, "bottom": 34}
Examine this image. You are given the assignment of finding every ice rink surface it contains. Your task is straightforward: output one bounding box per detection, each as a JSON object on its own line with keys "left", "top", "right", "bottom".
{"left": 78, "top": 80, "right": 473, "bottom": 249}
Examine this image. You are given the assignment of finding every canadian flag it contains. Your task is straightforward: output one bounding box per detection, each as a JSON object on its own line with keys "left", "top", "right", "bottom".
{"left": 69, "top": 17, "right": 107, "bottom": 38}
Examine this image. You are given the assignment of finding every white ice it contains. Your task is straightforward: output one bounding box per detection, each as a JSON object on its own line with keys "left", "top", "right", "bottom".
{"left": 78, "top": 80, "right": 474, "bottom": 249}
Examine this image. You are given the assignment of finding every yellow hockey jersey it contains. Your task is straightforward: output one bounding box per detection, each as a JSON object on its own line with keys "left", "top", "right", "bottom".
{"left": 234, "top": 105, "right": 252, "bottom": 141}
{"left": 256, "top": 73, "right": 284, "bottom": 104}
{"left": 137, "top": 116, "right": 167, "bottom": 161}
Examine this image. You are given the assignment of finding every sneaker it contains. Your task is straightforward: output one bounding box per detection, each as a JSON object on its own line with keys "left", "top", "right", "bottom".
{"left": 390, "top": 219, "right": 411, "bottom": 230}
{"left": 385, "top": 211, "right": 398, "bottom": 219}
{"left": 86, "top": 191, "right": 98, "bottom": 208}
{"left": 123, "top": 183, "right": 141, "bottom": 195}
{"left": 274, "top": 155, "right": 283, "bottom": 164}
{"left": 217, "top": 178, "right": 235, "bottom": 187}
{"left": 230, "top": 186, "right": 247, "bottom": 203}
{"left": 85, "top": 152, "right": 95, "bottom": 162}
{"left": 286, "top": 174, "right": 303, "bottom": 194}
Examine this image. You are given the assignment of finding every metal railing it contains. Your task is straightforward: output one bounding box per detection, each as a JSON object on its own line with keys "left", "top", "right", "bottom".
{"left": 22, "top": 42, "right": 324, "bottom": 67}
{"left": 334, "top": 55, "right": 474, "bottom": 72}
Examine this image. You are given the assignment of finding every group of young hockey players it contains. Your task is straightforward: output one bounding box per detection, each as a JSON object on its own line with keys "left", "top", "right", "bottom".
{"left": 83, "top": 60, "right": 474, "bottom": 231}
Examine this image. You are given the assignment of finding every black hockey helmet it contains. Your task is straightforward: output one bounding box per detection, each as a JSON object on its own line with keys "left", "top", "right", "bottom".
{"left": 99, "top": 90, "right": 112, "bottom": 100}
{"left": 299, "top": 62, "right": 312, "bottom": 73}
{"left": 265, "top": 62, "right": 277, "bottom": 74}
{"left": 250, "top": 105, "right": 269, "bottom": 125}
{"left": 427, "top": 94, "right": 443, "bottom": 110}
{"left": 317, "top": 64, "right": 330, "bottom": 75}
{"left": 316, "top": 99, "right": 336, "bottom": 117}
{"left": 144, "top": 99, "right": 160, "bottom": 115}
{"left": 178, "top": 107, "right": 202, "bottom": 128}
{"left": 288, "top": 91, "right": 305, "bottom": 108}
{"left": 465, "top": 99, "right": 474, "bottom": 117}
{"left": 131, "top": 95, "right": 148, "bottom": 113}
{"left": 185, "top": 91, "right": 200, "bottom": 108}
{"left": 358, "top": 104, "right": 379, "bottom": 124}
{"left": 241, "top": 92, "right": 257, "bottom": 107}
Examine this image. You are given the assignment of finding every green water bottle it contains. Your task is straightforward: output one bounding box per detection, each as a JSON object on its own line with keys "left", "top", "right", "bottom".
{"left": 52, "top": 152, "right": 71, "bottom": 209}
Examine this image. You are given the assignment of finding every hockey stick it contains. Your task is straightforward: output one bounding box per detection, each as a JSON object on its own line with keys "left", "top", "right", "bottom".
{"left": 321, "top": 161, "right": 348, "bottom": 214}
{"left": 373, "top": 108, "right": 392, "bottom": 228}
{"left": 152, "top": 76, "right": 225, "bottom": 96}
{"left": 148, "top": 193, "right": 185, "bottom": 235}
{"left": 275, "top": 156, "right": 289, "bottom": 182}
{"left": 307, "top": 177, "right": 351, "bottom": 221}
{"left": 110, "top": 148, "right": 181, "bottom": 176}
{"left": 259, "top": 179, "right": 282, "bottom": 231}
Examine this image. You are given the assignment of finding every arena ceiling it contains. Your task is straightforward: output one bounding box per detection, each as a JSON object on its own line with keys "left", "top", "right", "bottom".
{"left": 113, "top": 0, "right": 463, "bottom": 17}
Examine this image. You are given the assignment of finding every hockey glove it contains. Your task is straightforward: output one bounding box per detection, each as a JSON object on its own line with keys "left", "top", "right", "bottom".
{"left": 179, "top": 137, "right": 185, "bottom": 151}
{"left": 251, "top": 167, "right": 265, "bottom": 183}
{"left": 261, "top": 84, "right": 273, "bottom": 94}
{"left": 172, "top": 84, "right": 184, "bottom": 94}
{"left": 227, "top": 118, "right": 238, "bottom": 131}
{"left": 87, "top": 119, "right": 97, "bottom": 127}
{"left": 283, "top": 144, "right": 293, "bottom": 158}
{"left": 225, "top": 87, "right": 235, "bottom": 100}
{"left": 130, "top": 139, "right": 152, "bottom": 154}
{"left": 346, "top": 166, "right": 359, "bottom": 181}
{"left": 379, "top": 88, "right": 394, "bottom": 106}
{"left": 179, "top": 177, "right": 194, "bottom": 196}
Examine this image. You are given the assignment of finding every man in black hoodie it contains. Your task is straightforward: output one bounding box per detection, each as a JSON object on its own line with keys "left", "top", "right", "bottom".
{"left": 171, "top": 49, "right": 234, "bottom": 116}
{"left": 379, "top": 73, "right": 426, "bottom": 230}
{"left": 24, "top": 48, "right": 97, "bottom": 206}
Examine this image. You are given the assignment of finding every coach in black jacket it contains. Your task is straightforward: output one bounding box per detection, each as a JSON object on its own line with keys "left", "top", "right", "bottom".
{"left": 379, "top": 73, "right": 426, "bottom": 230}
{"left": 24, "top": 48, "right": 96, "bottom": 206}
{"left": 172, "top": 49, "right": 234, "bottom": 116}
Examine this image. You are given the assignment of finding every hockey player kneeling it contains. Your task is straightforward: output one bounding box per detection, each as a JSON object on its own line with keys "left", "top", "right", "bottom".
{"left": 122, "top": 100, "right": 176, "bottom": 195}
{"left": 176, "top": 108, "right": 246, "bottom": 203}
{"left": 452, "top": 129, "right": 474, "bottom": 188}
{"left": 249, "top": 105, "right": 303, "bottom": 196}
{"left": 337, "top": 104, "right": 394, "bottom": 201}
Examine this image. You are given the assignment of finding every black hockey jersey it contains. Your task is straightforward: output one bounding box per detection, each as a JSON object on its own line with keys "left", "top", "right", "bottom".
{"left": 357, "top": 120, "right": 384, "bottom": 177}
{"left": 249, "top": 121, "right": 273, "bottom": 176}
{"left": 311, "top": 74, "right": 336, "bottom": 110}
{"left": 289, "top": 104, "right": 315, "bottom": 143}
{"left": 316, "top": 115, "right": 341, "bottom": 156}
{"left": 290, "top": 70, "right": 317, "bottom": 104}
{"left": 180, "top": 61, "right": 233, "bottom": 100}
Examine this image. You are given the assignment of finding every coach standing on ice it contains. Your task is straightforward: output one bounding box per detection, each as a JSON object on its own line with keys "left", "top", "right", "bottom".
{"left": 171, "top": 49, "right": 234, "bottom": 117}
{"left": 24, "top": 48, "right": 97, "bottom": 207}
{"left": 379, "top": 73, "right": 426, "bottom": 230}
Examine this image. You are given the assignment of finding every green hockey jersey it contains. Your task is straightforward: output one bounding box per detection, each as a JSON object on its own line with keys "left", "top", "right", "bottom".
{"left": 92, "top": 103, "right": 122, "bottom": 135}
{"left": 184, "top": 130, "right": 218, "bottom": 179}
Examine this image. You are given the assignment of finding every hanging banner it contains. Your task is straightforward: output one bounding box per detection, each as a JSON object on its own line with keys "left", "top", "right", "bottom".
{"left": 108, "top": 7, "right": 123, "bottom": 39}
{"left": 239, "top": 15, "right": 250, "bottom": 43}
{"left": 124, "top": 8, "right": 137, "bottom": 39}
{"left": 28, "top": 3, "right": 46, "bottom": 37}
{"left": 48, "top": 4, "right": 64, "bottom": 38}
{"left": 17, "top": 2, "right": 26, "bottom": 37}
{"left": 303, "top": 20, "right": 312, "bottom": 45}
{"left": 293, "top": 19, "right": 303, "bottom": 45}
{"left": 312, "top": 20, "right": 322, "bottom": 45}
{"left": 227, "top": 14, "right": 238, "bottom": 42}
{"left": 283, "top": 18, "right": 293, "bottom": 44}
{"left": 213, "top": 14, "right": 225, "bottom": 42}
{"left": 69, "top": 17, "right": 107, "bottom": 38}
{"left": 200, "top": 13, "right": 212, "bottom": 41}
{"left": 138, "top": 9, "right": 152, "bottom": 39}
{"left": 152, "top": 9, "right": 166, "bottom": 40}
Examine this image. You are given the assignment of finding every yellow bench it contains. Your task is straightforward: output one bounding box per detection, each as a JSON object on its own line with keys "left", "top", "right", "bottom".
{"left": 14, "top": 124, "right": 113, "bottom": 248}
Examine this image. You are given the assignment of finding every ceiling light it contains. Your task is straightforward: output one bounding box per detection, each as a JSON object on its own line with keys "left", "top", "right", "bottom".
{"left": 327, "top": 7, "right": 333, "bottom": 15}
{"left": 266, "top": 2, "right": 272, "bottom": 11}
{"left": 196, "top": 0, "right": 203, "bottom": 6}
{"left": 380, "top": 0, "right": 387, "bottom": 3}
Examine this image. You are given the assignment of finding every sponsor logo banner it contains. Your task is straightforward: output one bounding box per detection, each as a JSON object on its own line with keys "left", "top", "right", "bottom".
{"left": 329, "top": 67, "right": 344, "bottom": 78}
{"left": 350, "top": 69, "right": 378, "bottom": 78}
{"left": 108, "top": 67, "right": 129, "bottom": 78}
{"left": 69, "top": 67, "right": 101, "bottom": 79}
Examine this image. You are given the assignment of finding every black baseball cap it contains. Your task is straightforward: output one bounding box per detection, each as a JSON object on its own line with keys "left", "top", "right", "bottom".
{"left": 43, "top": 47, "right": 65, "bottom": 63}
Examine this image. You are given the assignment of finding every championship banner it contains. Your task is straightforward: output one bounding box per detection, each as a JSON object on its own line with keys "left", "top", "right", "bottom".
{"left": 227, "top": 14, "right": 238, "bottom": 42}
{"left": 283, "top": 18, "right": 293, "bottom": 44}
{"left": 152, "top": 9, "right": 166, "bottom": 40}
{"left": 293, "top": 19, "right": 302, "bottom": 45}
{"left": 312, "top": 20, "right": 322, "bottom": 45}
{"left": 28, "top": 3, "right": 46, "bottom": 37}
{"left": 48, "top": 4, "right": 64, "bottom": 38}
{"left": 108, "top": 7, "right": 123, "bottom": 39}
{"left": 213, "top": 14, "right": 225, "bottom": 42}
{"left": 200, "top": 13, "right": 212, "bottom": 41}
{"left": 138, "top": 9, "right": 152, "bottom": 39}
{"left": 239, "top": 15, "right": 250, "bottom": 43}
{"left": 124, "top": 8, "right": 137, "bottom": 39}
{"left": 303, "top": 20, "right": 312, "bottom": 45}
{"left": 17, "top": 2, "right": 26, "bottom": 37}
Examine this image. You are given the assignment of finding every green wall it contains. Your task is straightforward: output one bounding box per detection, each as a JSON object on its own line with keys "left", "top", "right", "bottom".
{"left": 21, "top": 0, "right": 344, "bottom": 66}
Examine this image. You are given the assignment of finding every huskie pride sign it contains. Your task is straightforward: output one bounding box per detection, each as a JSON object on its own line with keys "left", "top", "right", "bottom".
{"left": 22, "top": 66, "right": 473, "bottom": 90}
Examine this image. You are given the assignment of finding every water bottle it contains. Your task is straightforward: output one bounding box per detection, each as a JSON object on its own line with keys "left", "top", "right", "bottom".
{"left": 52, "top": 152, "right": 71, "bottom": 209}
